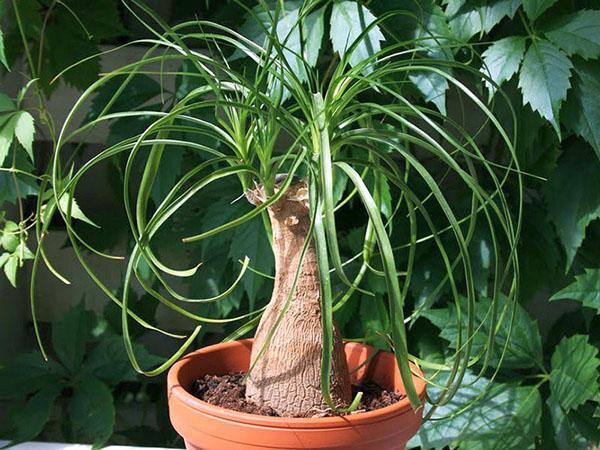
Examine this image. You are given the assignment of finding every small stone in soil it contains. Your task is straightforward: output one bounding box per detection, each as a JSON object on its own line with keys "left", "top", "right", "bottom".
{"left": 189, "top": 372, "right": 404, "bottom": 418}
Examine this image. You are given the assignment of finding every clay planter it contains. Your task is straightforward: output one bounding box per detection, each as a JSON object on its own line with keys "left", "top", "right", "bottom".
{"left": 167, "top": 339, "right": 426, "bottom": 450}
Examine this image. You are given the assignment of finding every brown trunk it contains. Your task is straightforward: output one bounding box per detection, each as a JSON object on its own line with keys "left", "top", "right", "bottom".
{"left": 244, "top": 179, "right": 352, "bottom": 417}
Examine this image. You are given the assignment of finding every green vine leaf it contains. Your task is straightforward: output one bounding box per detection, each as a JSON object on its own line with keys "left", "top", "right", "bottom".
{"left": 238, "top": 1, "right": 325, "bottom": 75}
{"left": 523, "top": 0, "right": 560, "bottom": 21}
{"left": 70, "top": 375, "right": 115, "bottom": 448}
{"left": 330, "top": 1, "right": 384, "bottom": 73}
{"left": 545, "top": 142, "right": 600, "bottom": 271}
{"left": 0, "top": 113, "right": 15, "bottom": 166}
{"left": 87, "top": 74, "right": 162, "bottom": 121}
{"left": 544, "top": 10, "right": 600, "bottom": 60}
{"left": 518, "top": 39, "right": 572, "bottom": 137}
{"left": 408, "top": 5, "right": 453, "bottom": 114}
{"left": 550, "top": 335, "right": 600, "bottom": 412}
{"left": 46, "top": 194, "right": 99, "bottom": 228}
{"left": 481, "top": 36, "right": 527, "bottom": 95}
{"left": 0, "top": 27, "right": 9, "bottom": 70}
{"left": 85, "top": 334, "right": 164, "bottom": 386}
{"left": 51, "top": 302, "right": 95, "bottom": 374}
{"left": 9, "top": 384, "right": 63, "bottom": 444}
{"left": 0, "top": 220, "right": 19, "bottom": 252}
{"left": 14, "top": 111, "right": 35, "bottom": 161}
{"left": 0, "top": 352, "right": 63, "bottom": 399}
{"left": 237, "top": 1, "right": 326, "bottom": 99}
{"left": 423, "top": 296, "right": 543, "bottom": 369}
{"left": 445, "top": 0, "right": 521, "bottom": 42}
{"left": 3, "top": 253, "right": 19, "bottom": 287}
{"left": 227, "top": 215, "right": 274, "bottom": 310}
{"left": 360, "top": 295, "right": 390, "bottom": 350}
{"left": 562, "top": 59, "right": 600, "bottom": 160}
{"left": 551, "top": 268, "right": 600, "bottom": 313}
{"left": 410, "top": 371, "right": 542, "bottom": 450}
{"left": 546, "top": 396, "right": 589, "bottom": 450}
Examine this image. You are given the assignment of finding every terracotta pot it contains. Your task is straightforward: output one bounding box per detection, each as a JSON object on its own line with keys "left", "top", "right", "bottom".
{"left": 167, "top": 339, "right": 426, "bottom": 450}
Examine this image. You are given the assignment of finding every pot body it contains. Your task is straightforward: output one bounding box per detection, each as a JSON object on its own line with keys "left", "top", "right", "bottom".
{"left": 167, "top": 339, "right": 426, "bottom": 450}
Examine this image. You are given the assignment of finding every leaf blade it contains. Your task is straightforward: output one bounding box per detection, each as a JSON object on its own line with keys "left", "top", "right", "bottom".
{"left": 70, "top": 375, "right": 115, "bottom": 448}
{"left": 523, "top": 0, "right": 560, "bottom": 21}
{"left": 550, "top": 268, "right": 600, "bottom": 313}
{"left": 550, "top": 335, "right": 600, "bottom": 411}
{"left": 544, "top": 10, "right": 600, "bottom": 59}
{"left": 330, "top": 1, "right": 384, "bottom": 73}
{"left": 518, "top": 39, "right": 573, "bottom": 136}
{"left": 481, "top": 36, "right": 527, "bottom": 94}
{"left": 562, "top": 59, "right": 600, "bottom": 160}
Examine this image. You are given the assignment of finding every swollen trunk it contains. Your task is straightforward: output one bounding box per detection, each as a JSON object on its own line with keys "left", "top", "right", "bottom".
{"left": 245, "top": 180, "right": 352, "bottom": 417}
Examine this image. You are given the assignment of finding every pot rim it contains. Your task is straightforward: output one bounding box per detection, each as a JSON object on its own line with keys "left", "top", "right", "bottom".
{"left": 167, "top": 339, "right": 426, "bottom": 428}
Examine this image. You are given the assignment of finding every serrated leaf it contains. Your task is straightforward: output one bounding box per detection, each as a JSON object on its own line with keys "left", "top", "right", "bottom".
{"left": 409, "top": 71, "right": 449, "bottom": 114}
{"left": 360, "top": 295, "right": 389, "bottom": 350}
{"left": 34, "top": 0, "right": 125, "bottom": 93}
{"left": 562, "top": 59, "right": 600, "bottom": 160}
{"left": 9, "top": 384, "right": 62, "bottom": 444}
{"left": 423, "top": 296, "right": 543, "bottom": 369}
{"left": 175, "top": 60, "right": 206, "bottom": 101}
{"left": 3, "top": 253, "right": 18, "bottom": 287}
{"left": 15, "top": 240, "right": 34, "bottom": 260}
{"left": 518, "top": 39, "right": 572, "bottom": 136}
{"left": 0, "top": 112, "right": 16, "bottom": 166}
{"left": 1, "top": 220, "right": 19, "bottom": 252}
{"left": 66, "top": 0, "right": 126, "bottom": 41}
{"left": 14, "top": 111, "right": 34, "bottom": 161}
{"left": 410, "top": 246, "right": 449, "bottom": 310}
{"left": 85, "top": 334, "right": 164, "bottom": 386}
{"left": 519, "top": 203, "right": 561, "bottom": 301}
{"left": 566, "top": 402, "right": 600, "bottom": 446}
{"left": 0, "top": 170, "right": 39, "bottom": 205}
{"left": 39, "top": 20, "right": 100, "bottom": 94}
{"left": 551, "top": 268, "right": 600, "bottom": 313}
{"left": 330, "top": 1, "right": 384, "bottom": 73}
{"left": 52, "top": 302, "right": 95, "bottom": 373}
{"left": 544, "top": 10, "right": 600, "bottom": 59}
{"left": 481, "top": 36, "right": 527, "bottom": 95}
{"left": 227, "top": 215, "right": 273, "bottom": 309}
{"left": 0, "top": 27, "right": 8, "bottom": 70}
{"left": 151, "top": 149, "right": 183, "bottom": 205}
{"left": 0, "top": 352, "right": 63, "bottom": 399}
{"left": 545, "top": 142, "right": 600, "bottom": 271}
{"left": 70, "top": 375, "right": 115, "bottom": 448}
{"left": 237, "top": 1, "right": 324, "bottom": 86}
{"left": 546, "top": 396, "right": 589, "bottom": 450}
{"left": 88, "top": 74, "right": 162, "bottom": 121}
{"left": 0, "top": 93, "right": 15, "bottom": 114}
{"left": 550, "top": 335, "right": 600, "bottom": 411}
{"left": 409, "top": 5, "right": 453, "bottom": 113}
{"left": 303, "top": 6, "right": 325, "bottom": 66}
{"left": 410, "top": 371, "right": 542, "bottom": 450}
{"left": 523, "top": 0, "right": 559, "bottom": 21}
{"left": 57, "top": 194, "right": 99, "bottom": 227}
{"left": 445, "top": 0, "right": 521, "bottom": 42}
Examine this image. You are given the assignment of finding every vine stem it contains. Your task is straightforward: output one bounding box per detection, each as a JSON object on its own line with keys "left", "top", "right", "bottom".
{"left": 518, "top": 9, "right": 536, "bottom": 40}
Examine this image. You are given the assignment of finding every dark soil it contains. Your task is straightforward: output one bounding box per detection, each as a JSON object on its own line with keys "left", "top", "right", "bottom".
{"left": 190, "top": 372, "right": 404, "bottom": 418}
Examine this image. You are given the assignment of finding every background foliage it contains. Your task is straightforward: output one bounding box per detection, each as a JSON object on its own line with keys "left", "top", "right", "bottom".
{"left": 0, "top": 0, "right": 599, "bottom": 449}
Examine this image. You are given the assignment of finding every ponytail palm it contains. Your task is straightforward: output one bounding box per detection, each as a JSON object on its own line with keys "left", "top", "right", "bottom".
{"left": 35, "top": 0, "right": 522, "bottom": 418}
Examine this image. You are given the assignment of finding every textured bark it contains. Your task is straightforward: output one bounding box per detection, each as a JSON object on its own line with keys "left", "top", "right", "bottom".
{"left": 244, "top": 179, "right": 352, "bottom": 417}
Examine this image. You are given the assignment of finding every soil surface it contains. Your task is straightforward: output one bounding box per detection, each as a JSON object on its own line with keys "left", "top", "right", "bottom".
{"left": 190, "top": 372, "right": 404, "bottom": 418}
